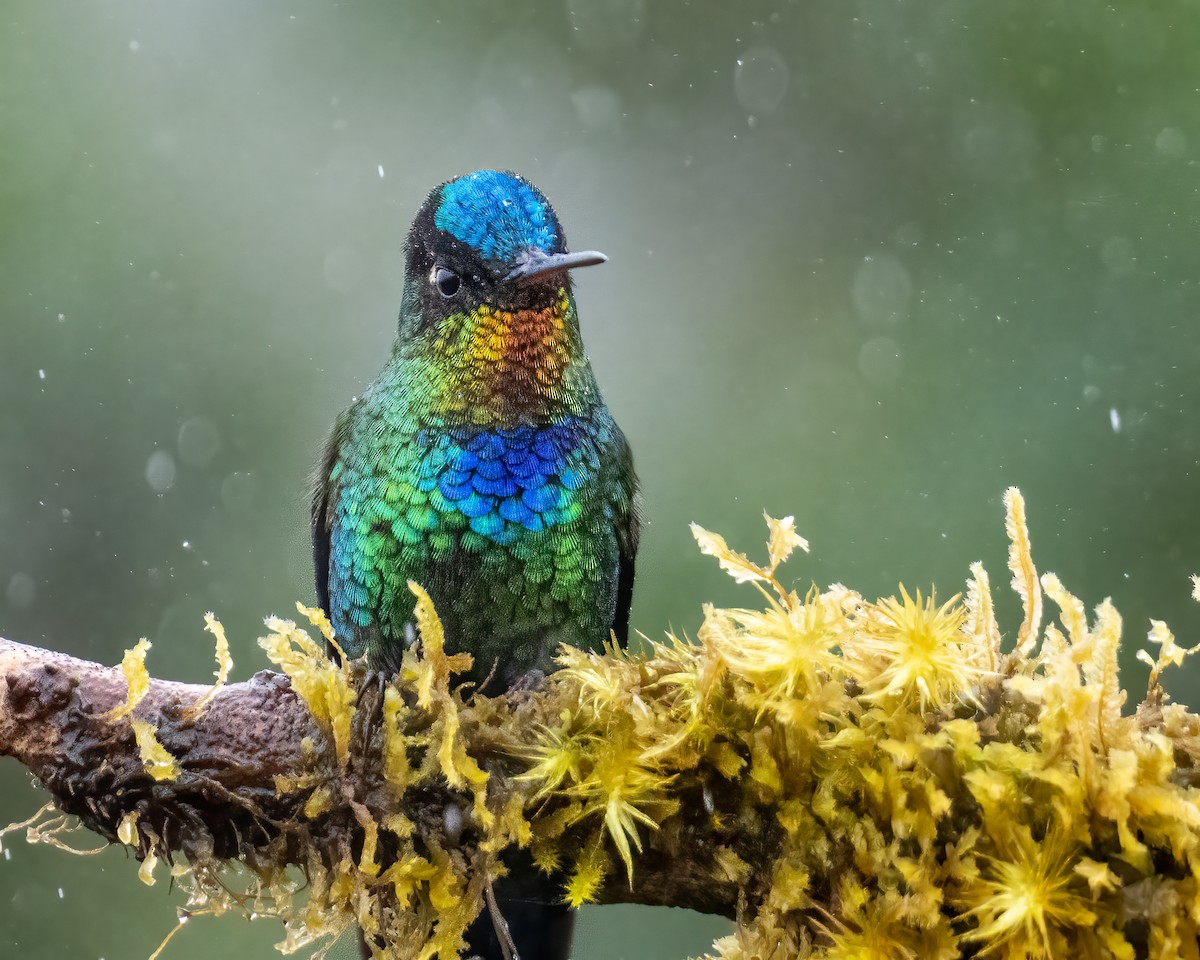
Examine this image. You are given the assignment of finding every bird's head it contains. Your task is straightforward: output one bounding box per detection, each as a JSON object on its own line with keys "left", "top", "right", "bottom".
{"left": 399, "top": 169, "right": 605, "bottom": 333}
{"left": 395, "top": 170, "right": 607, "bottom": 421}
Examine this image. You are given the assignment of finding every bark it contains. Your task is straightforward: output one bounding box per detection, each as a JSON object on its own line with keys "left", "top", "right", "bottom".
{"left": 0, "top": 636, "right": 750, "bottom": 917}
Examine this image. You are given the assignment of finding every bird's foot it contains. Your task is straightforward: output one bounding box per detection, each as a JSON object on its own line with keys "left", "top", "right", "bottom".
{"left": 507, "top": 669, "right": 547, "bottom": 694}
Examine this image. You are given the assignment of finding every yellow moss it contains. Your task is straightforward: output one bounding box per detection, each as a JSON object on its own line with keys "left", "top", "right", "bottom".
{"left": 714, "top": 845, "right": 751, "bottom": 885}
{"left": 190, "top": 612, "right": 233, "bottom": 717}
{"left": 959, "top": 827, "right": 1096, "bottom": 958}
{"left": 259, "top": 613, "right": 356, "bottom": 765}
{"left": 304, "top": 784, "right": 334, "bottom": 818}
{"left": 381, "top": 685, "right": 413, "bottom": 789}
{"left": 16, "top": 488, "right": 1200, "bottom": 960}
{"left": 710, "top": 586, "right": 850, "bottom": 713}
{"left": 846, "top": 586, "right": 982, "bottom": 713}
{"left": 565, "top": 837, "right": 608, "bottom": 907}
{"left": 406, "top": 582, "right": 491, "bottom": 834}
{"left": 1139, "top": 618, "right": 1200, "bottom": 699}
{"left": 139, "top": 851, "right": 160, "bottom": 886}
{"left": 691, "top": 523, "right": 776, "bottom": 585}
{"left": 104, "top": 637, "right": 153, "bottom": 721}
{"left": 132, "top": 718, "right": 180, "bottom": 781}
{"left": 117, "top": 810, "right": 139, "bottom": 846}
{"left": 1004, "top": 486, "right": 1042, "bottom": 663}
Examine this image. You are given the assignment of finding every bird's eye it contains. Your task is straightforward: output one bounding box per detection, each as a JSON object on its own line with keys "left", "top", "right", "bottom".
{"left": 435, "top": 267, "right": 461, "bottom": 298}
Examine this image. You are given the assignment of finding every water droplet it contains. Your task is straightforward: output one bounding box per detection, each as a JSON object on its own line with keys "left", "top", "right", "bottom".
{"left": 177, "top": 416, "right": 220, "bottom": 467}
{"left": 37, "top": 369, "right": 45, "bottom": 380}
{"left": 734, "top": 46, "right": 789, "bottom": 115}
{"left": 5, "top": 573, "right": 36, "bottom": 609}
{"left": 857, "top": 337, "right": 904, "bottom": 387}
{"left": 1109, "top": 408, "right": 1121, "bottom": 433}
{"left": 145, "top": 450, "right": 177, "bottom": 494}
{"left": 377, "top": 164, "right": 385, "bottom": 178}
{"left": 1155, "top": 126, "right": 1186, "bottom": 159}
{"left": 956, "top": 101, "right": 1038, "bottom": 183}
{"left": 443, "top": 804, "right": 463, "bottom": 844}
{"left": 851, "top": 255, "right": 913, "bottom": 330}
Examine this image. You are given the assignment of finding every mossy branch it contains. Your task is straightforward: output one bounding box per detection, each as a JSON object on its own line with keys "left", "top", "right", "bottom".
{"left": 0, "top": 635, "right": 741, "bottom": 912}
{"left": 1, "top": 489, "right": 1199, "bottom": 960}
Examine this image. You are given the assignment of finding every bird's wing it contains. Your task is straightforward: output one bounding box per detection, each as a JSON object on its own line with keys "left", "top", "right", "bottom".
{"left": 610, "top": 436, "right": 640, "bottom": 645}
{"left": 311, "top": 411, "right": 351, "bottom": 618}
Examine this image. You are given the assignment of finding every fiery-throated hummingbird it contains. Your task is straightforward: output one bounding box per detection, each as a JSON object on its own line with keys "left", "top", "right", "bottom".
{"left": 312, "top": 169, "right": 639, "bottom": 959}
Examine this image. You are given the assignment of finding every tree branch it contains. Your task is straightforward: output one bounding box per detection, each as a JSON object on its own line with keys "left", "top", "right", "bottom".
{"left": 0, "top": 636, "right": 748, "bottom": 919}
{"left": 3, "top": 495, "right": 1200, "bottom": 959}
{"left": 0, "top": 639, "right": 318, "bottom": 860}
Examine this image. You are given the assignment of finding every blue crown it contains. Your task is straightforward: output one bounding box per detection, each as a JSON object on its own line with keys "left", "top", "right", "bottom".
{"left": 434, "top": 170, "right": 562, "bottom": 262}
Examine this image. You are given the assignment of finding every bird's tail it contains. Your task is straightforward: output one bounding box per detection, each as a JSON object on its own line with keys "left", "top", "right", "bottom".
{"left": 464, "top": 899, "right": 575, "bottom": 960}
{"left": 357, "top": 900, "right": 574, "bottom": 960}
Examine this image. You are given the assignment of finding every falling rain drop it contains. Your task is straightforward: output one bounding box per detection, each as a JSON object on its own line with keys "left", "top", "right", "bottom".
{"left": 851, "top": 255, "right": 913, "bottom": 331}
{"left": 5, "top": 573, "right": 36, "bottom": 609}
{"left": 145, "top": 450, "right": 177, "bottom": 494}
{"left": 177, "top": 416, "right": 220, "bottom": 467}
{"left": 734, "top": 46, "right": 789, "bottom": 116}
{"left": 1155, "top": 127, "right": 1186, "bottom": 159}
{"left": 956, "top": 101, "right": 1038, "bottom": 183}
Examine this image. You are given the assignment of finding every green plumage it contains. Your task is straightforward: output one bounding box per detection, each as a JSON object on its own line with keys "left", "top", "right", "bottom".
{"left": 313, "top": 170, "right": 638, "bottom": 693}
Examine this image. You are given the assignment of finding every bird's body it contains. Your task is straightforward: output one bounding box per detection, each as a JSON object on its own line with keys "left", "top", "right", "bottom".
{"left": 317, "top": 291, "right": 635, "bottom": 687}
{"left": 312, "top": 170, "right": 638, "bottom": 958}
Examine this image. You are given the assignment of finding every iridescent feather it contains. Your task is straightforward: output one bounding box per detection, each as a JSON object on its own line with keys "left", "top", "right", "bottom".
{"left": 313, "top": 168, "right": 638, "bottom": 690}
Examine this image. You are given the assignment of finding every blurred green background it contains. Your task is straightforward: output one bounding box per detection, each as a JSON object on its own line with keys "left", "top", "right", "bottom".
{"left": 3, "top": 1, "right": 1199, "bottom": 957}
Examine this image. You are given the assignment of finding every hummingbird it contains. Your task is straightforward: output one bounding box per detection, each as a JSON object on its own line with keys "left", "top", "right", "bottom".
{"left": 312, "top": 169, "right": 639, "bottom": 959}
